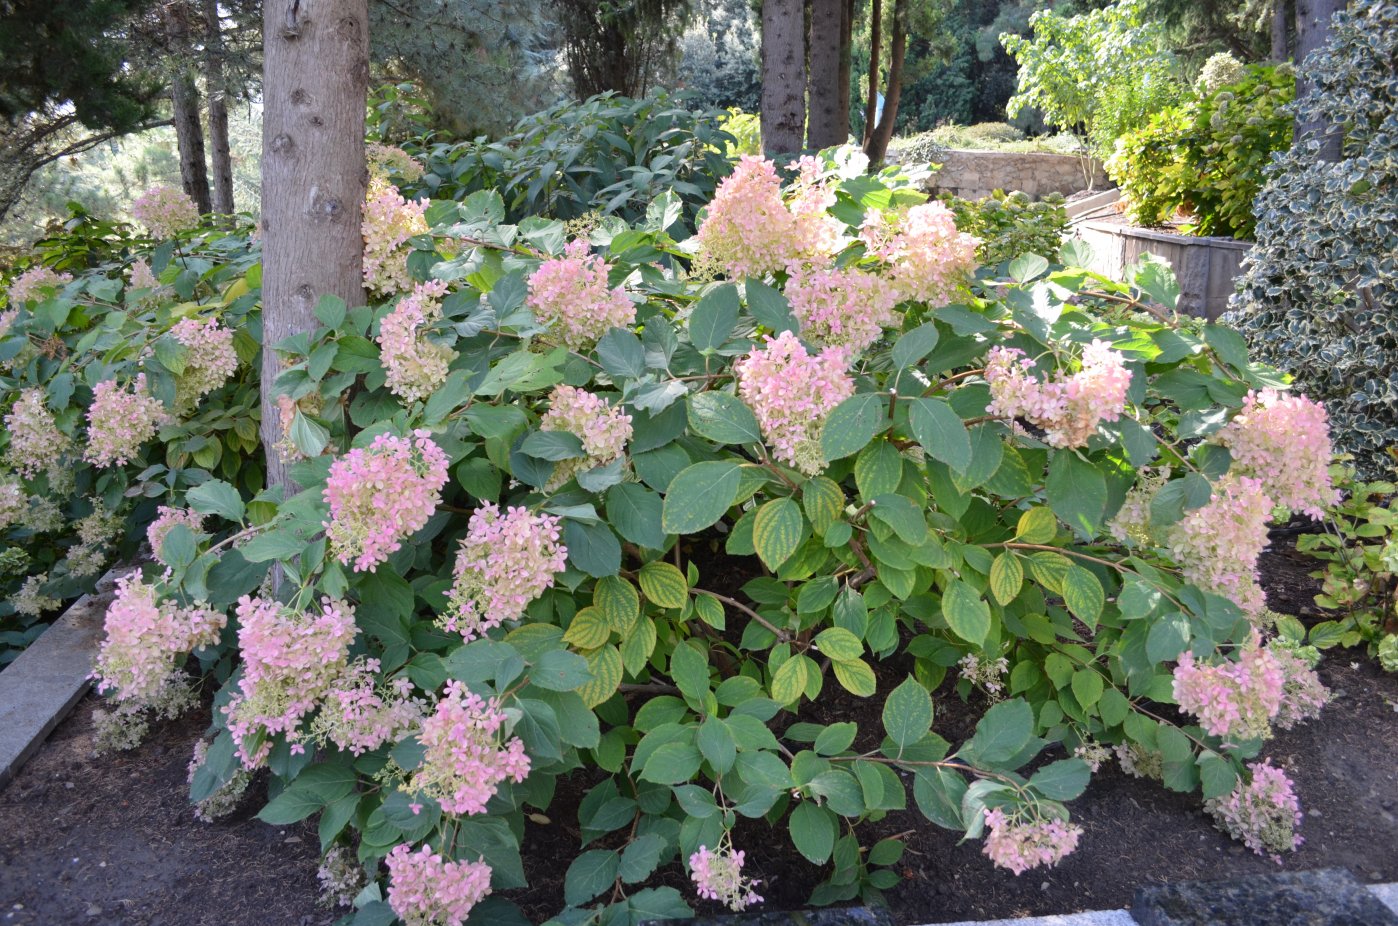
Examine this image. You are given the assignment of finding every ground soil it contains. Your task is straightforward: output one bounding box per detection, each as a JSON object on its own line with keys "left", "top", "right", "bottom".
{"left": 2, "top": 539, "right": 1395, "bottom": 926}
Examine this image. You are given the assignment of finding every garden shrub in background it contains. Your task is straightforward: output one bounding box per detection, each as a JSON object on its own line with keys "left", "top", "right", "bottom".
{"left": 398, "top": 92, "right": 736, "bottom": 233}
{"left": 1107, "top": 65, "right": 1294, "bottom": 239}
{"left": 943, "top": 190, "right": 1069, "bottom": 267}
{"left": 2, "top": 141, "right": 1349, "bottom": 925}
{"left": 1228, "top": 0, "right": 1398, "bottom": 476}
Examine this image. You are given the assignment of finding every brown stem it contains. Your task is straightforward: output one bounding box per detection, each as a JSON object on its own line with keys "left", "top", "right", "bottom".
{"left": 691, "top": 587, "right": 790, "bottom": 642}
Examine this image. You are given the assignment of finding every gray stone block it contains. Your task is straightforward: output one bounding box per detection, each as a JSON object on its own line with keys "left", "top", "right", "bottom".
{"left": 1132, "top": 868, "right": 1398, "bottom": 926}
{"left": 0, "top": 569, "right": 121, "bottom": 789}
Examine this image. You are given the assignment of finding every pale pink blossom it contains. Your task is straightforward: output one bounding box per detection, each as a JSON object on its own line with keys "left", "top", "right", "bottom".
{"left": 981, "top": 807, "right": 1083, "bottom": 875}
{"left": 1218, "top": 389, "right": 1338, "bottom": 519}
{"left": 312, "top": 661, "right": 424, "bottom": 755}
{"left": 170, "top": 317, "right": 238, "bottom": 412}
{"left": 378, "top": 280, "right": 455, "bottom": 403}
{"left": 986, "top": 341, "right": 1132, "bottom": 448}
{"left": 407, "top": 680, "right": 531, "bottom": 816}
{"left": 442, "top": 504, "right": 567, "bottom": 641}
{"left": 525, "top": 240, "right": 635, "bottom": 351}
{"left": 787, "top": 266, "right": 900, "bottom": 355}
{"left": 1173, "top": 636, "right": 1284, "bottom": 740}
{"left": 695, "top": 155, "right": 839, "bottom": 278}
{"left": 386, "top": 843, "right": 492, "bottom": 926}
{"left": 0, "top": 479, "right": 25, "bottom": 529}
{"left": 323, "top": 430, "right": 450, "bottom": 572}
{"left": 1271, "top": 644, "right": 1330, "bottom": 730}
{"left": 860, "top": 202, "right": 978, "bottom": 305}
{"left": 538, "top": 384, "right": 632, "bottom": 490}
{"left": 131, "top": 185, "right": 200, "bottom": 238}
{"left": 93, "top": 571, "right": 225, "bottom": 706}
{"left": 147, "top": 505, "right": 204, "bottom": 565}
{"left": 736, "top": 330, "right": 854, "bottom": 476}
{"left": 129, "top": 258, "right": 161, "bottom": 291}
{"left": 363, "top": 181, "right": 429, "bottom": 297}
{"left": 4, "top": 388, "right": 69, "bottom": 478}
{"left": 1205, "top": 761, "right": 1303, "bottom": 859}
{"left": 1167, "top": 475, "right": 1273, "bottom": 615}
{"left": 85, "top": 374, "right": 170, "bottom": 468}
{"left": 690, "top": 843, "right": 763, "bottom": 912}
{"left": 7, "top": 266, "right": 72, "bottom": 305}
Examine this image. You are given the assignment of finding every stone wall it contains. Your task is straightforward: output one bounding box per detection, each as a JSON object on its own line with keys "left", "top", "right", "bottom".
{"left": 922, "top": 149, "right": 1108, "bottom": 201}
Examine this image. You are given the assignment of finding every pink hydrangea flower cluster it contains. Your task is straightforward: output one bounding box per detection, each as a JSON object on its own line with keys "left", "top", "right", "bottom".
{"left": 131, "top": 185, "right": 200, "bottom": 238}
{"left": 129, "top": 258, "right": 160, "bottom": 291}
{"left": 92, "top": 571, "right": 225, "bottom": 706}
{"left": 1167, "top": 475, "right": 1273, "bottom": 615}
{"left": 981, "top": 807, "right": 1083, "bottom": 875}
{"left": 378, "top": 280, "right": 455, "bottom": 403}
{"left": 7, "top": 265, "right": 72, "bottom": 305}
{"left": 367, "top": 143, "right": 425, "bottom": 182}
{"left": 5, "top": 387, "right": 69, "bottom": 478}
{"left": 312, "top": 660, "right": 424, "bottom": 756}
{"left": 524, "top": 239, "right": 635, "bottom": 351}
{"left": 386, "top": 843, "right": 492, "bottom": 926}
{"left": 690, "top": 843, "right": 763, "bottom": 912}
{"left": 539, "top": 384, "right": 632, "bottom": 489}
{"left": 442, "top": 503, "right": 567, "bottom": 641}
{"left": 1271, "top": 644, "right": 1330, "bottom": 730}
{"left": 323, "top": 430, "right": 450, "bottom": 572}
{"left": 986, "top": 341, "right": 1133, "bottom": 448}
{"left": 736, "top": 330, "right": 855, "bottom": 476}
{"left": 1218, "top": 389, "right": 1338, "bottom": 519}
{"left": 1173, "top": 637, "right": 1284, "bottom": 740}
{"left": 171, "top": 317, "right": 238, "bottom": 412}
{"left": 859, "top": 202, "right": 978, "bottom": 305}
{"left": 408, "top": 680, "right": 531, "bottom": 815}
{"left": 0, "top": 308, "right": 16, "bottom": 337}
{"left": 147, "top": 505, "right": 204, "bottom": 566}
{"left": 1205, "top": 761, "right": 1303, "bottom": 859}
{"left": 694, "top": 155, "right": 839, "bottom": 278}
{"left": 224, "top": 595, "right": 357, "bottom": 767}
{"left": 786, "top": 267, "right": 900, "bottom": 354}
{"left": 363, "top": 182, "right": 429, "bottom": 297}
{"left": 85, "top": 374, "right": 170, "bottom": 467}
{"left": 0, "top": 479, "right": 25, "bottom": 528}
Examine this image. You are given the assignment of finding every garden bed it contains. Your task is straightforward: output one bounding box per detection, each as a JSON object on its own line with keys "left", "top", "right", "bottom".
{"left": 2, "top": 542, "right": 1395, "bottom": 926}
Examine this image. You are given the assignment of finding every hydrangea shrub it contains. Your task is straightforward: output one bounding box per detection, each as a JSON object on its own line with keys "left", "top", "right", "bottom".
{"left": 3, "top": 151, "right": 1345, "bottom": 925}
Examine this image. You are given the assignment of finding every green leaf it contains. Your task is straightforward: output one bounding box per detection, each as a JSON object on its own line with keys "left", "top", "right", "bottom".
{"left": 596, "top": 327, "right": 646, "bottom": 379}
{"left": 563, "top": 519, "right": 622, "bottom": 577}
{"left": 1146, "top": 612, "right": 1191, "bottom": 663}
{"left": 813, "top": 627, "right": 863, "bottom": 663}
{"left": 687, "top": 392, "right": 762, "bottom": 445}
{"left": 814, "top": 722, "right": 858, "bottom": 756}
{"left": 697, "top": 720, "right": 737, "bottom": 774}
{"left": 531, "top": 650, "right": 593, "bottom": 691}
{"left": 802, "top": 476, "right": 844, "bottom": 534}
{"left": 1047, "top": 452, "right": 1107, "bottom": 537}
{"left": 989, "top": 553, "right": 1024, "bottom": 605}
{"left": 1062, "top": 566, "right": 1105, "bottom": 628}
{"left": 690, "top": 283, "right": 740, "bottom": 351}
{"left": 563, "top": 607, "right": 612, "bottom": 649}
{"left": 908, "top": 398, "right": 972, "bottom": 473}
{"left": 855, "top": 441, "right": 903, "bottom": 500}
{"left": 606, "top": 483, "right": 665, "bottom": 549}
{"left": 423, "top": 369, "right": 472, "bottom": 424}
{"left": 832, "top": 659, "right": 877, "bottom": 696}
{"left": 912, "top": 767, "right": 966, "bottom": 828}
{"left": 1016, "top": 506, "right": 1057, "bottom": 544}
{"left": 257, "top": 785, "right": 323, "bottom": 825}
{"left": 618, "top": 833, "right": 666, "bottom": 884}
{"left": 821, "top": 394, "right": 885, "bottom": 462}
{"left": 753, "top": 497, "right": 805, "bottom": 570}
{"left": 882, "top": 677, "right": 934, "bottom": 750}
{"left": 670, "top": 641, "right": 711, "bottom": 704}
{"left": 521, "top": 429, "right": 586, "bottom": 461}
{"left": 594, "top": 576, "right": 640, "bottom": 633}
{"left": 640, "top": 742, "right": 703, "bottom": 784}
{"left": 637, "top": 561, "right": 688, "bottom": 609}
{"left": 746, "top": 279, "right": 797, "bottom": 333}
{"left": 1009, "top": 253, "right": 1050, "bottom": 283}
{"left": 186, "top": 480, "right": 245, "bottom": 523}
{"left": 967, "top": 698, "right": 1033, "bottom": 766}
{"left": 1071, "top": 669, "right": 1104, "bottom": 709}
{"left": 941, "top": 580, "right": 991, "bottom": 647}
{"left": 289, "top": 412, "right": 329, "bottom": 458}
{"left": 892, "top": 323, "right": 940, "bottom": 369}
{"left": 314, "top": 294, "right": 347, "bottom": 329}
{"left": 1029, "top": 758, "right": 1090, "bottom": 800}
{"left": 240, "top": 529, "right": 307, "bottom": 563}
{"left": 564, "top": 849, "right": 620, "bottom": 906}
{"left": 661, "top": 461, "right": 741, "bottom": 534}
{"left": 788, "top": 802, "right": 836, "bottom": 865}
{"left": 1198, "top": 751, "right": 1239, "bottom": 800}
{"left": 771, "top": 655, "right": 809, "bottom": 705}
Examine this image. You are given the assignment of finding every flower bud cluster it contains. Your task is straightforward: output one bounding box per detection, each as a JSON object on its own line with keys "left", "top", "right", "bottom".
{"left": 131, "top": 185, "right": 200, "bottom": 238}
{"left": 85, "top": 374, "right": 170, "bottom": 467}
{"left": 324, "top": 430, "right": 450, "bottom": 572}
{"left": 442, "top": 503, "right": 567, "bottom": 641}
{"left": 13, "top": 572, "right": 60, "bottom": 617}
{"left": 736, "top": 330, "right": 854, "bottom": 476}
{"left": 690, "top": 843, "right": 763, "bottom": 912}
{"left": 1205, "top": 760, "right": 1303, "bottom": 859}
{"left": 386, "top": 843, "right": 493, "bottom": 926}
{"left": 6, "top": 387, "right": 71, "bottom": 478}
{"left": 0, "top": 479, "right": 26, "bottom": 529}
{"left": 363, "top": 182, "right": 429, "bottom": 297}
{"left": 93, "top": 571, "right": 225, "bottom": 707}
{"left": 525, "top": 240, "right": 635, "bottom": 351}
{"left": 379, "top": 280, "right": 456, "bottom": 403}
{"left": 225, "top": 595, "right": 358, "bottom": 767}
{"left": 7, "top": 265, "right": 72, "bottom": 305}
{"left": 981, "top": 807, "right": 1083, "bottom": 875}
{"left": 368, "top": 143, "right": 425, "bottom": 183}
{"left": 539, "top": 384, "right": 632, "bottom": 490}
{"left": 170, "top": 317, "right": 238, "bottom": 413}
{"left": 986, "top": 341, "right": 1132, "bottom": 448}
{"left": 1218, "top": 389, "right": 1338, "bottom": 518}
{"left": 407, "top": 680, "right": 531, "bottom": 816}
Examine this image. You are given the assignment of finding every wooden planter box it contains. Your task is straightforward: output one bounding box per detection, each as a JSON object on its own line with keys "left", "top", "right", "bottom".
{"left": 1073, "top": 218, "right": 1253, "bottom": 320}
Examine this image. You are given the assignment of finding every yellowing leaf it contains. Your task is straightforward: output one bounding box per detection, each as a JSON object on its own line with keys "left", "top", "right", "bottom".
{"left": 1016, "top": 506, "right": 1058, "bottom": 544}
{"left": 594, "top": 576, "right": 639, "bottom": 634}
{"left": 577, "top": 645, "right": 623, "bottom": 708}
{"left": 753, "top": 497, "right": 805, "bottom": 570}
{"left": 802, "top": 476, "right": 845, "bottom": 535}
{"left": 619, "top": 616, "right": 657, "bottom": 676}
{"left": 833, "top": 658, "right": 877, "bottom": 697}
{"left": 563, "top": 606, "right": 612, "bottom": 649}
{"left": 771, "top": 655, "right": 808, "bottom": 705}
{"left": 989, "top": 553, "right": 1024, "bottom": 606}
{"left": 638, "top": 562, "right": 688, "bottom": 609}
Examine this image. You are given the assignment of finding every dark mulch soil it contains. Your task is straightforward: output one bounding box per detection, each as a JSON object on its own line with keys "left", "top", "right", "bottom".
{"left": 2, "top": 539, "right": 1395, "bottom": 926}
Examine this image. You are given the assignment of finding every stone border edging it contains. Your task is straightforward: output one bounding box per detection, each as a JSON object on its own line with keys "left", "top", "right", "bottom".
{"left": 0, "top": 567, "right": 123, "bottom": 788}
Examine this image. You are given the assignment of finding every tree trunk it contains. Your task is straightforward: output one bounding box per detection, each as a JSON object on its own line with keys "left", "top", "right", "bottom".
{"left": 1271, "top": 0, "right": 1290, "bottom": 61}
{"left": 1293, "top": 0, "right": 1343, "bottom": 161}
{"left": 837, "top": 0, "right": 853, "bottom": 139}
{"left": 166, "top": 1, "right": 212, "bottom": 214}
{"left": 203, "top": 0, "right": 235, "bottom": 216}
{"left": 261, "top": 0, "right": 369, "bottom": 489}
{"left": 863, "top": 0, "right": 904, "bottom": 166}
{"left": 806, "top": 0, "right": 843, "bottom": 149}
{"left": 861, "top": 0, "right": 882, "bottom": 147}
{"left": 761, "top": 0, "right": 806, "bottom": 155}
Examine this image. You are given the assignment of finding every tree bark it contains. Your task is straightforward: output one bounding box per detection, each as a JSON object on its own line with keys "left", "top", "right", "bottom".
{"left": 261, "top": 0, "right": 369, "bottom": 489}
{"left": 203, "top": 0, "right": 235, "bottom": 216}
{"left": 761, "top": 0, "right": 806, "bottom": 155}
{"left": 1271, "top": 0, "right": 1290, "bottom": 61}
{"left": 806, "top": 0, "right": 843, "bottom": 149}
{"left": 863, "top": 0, "right": 904, "bottom": 166}
{"left": 861, "top": 0, "right": 882, "bottom": 147}
{"left": 837, "top": 0, "right": 853, "bottom": 139}
{"left": 166, "top": 1, "right": 212, "bottom": 215}
{"left": 1293, "top": 0, "right": 1343, "bottom": 161}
